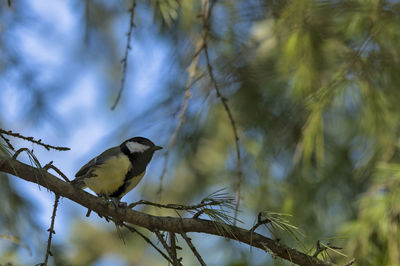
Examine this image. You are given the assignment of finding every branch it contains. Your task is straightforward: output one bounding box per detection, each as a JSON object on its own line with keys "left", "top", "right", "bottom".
{"left": 0, "top": 129, "right": 70, "bottom": 151}
{"left": 181, "top": 231, "right": 207, "bottom": 266}
{"left": 250, "top": 212, "right": 271, "bottom": 232}
{"left": 169, "top": 232, "right": 182, "bottom": 265}
{"left": 0, "top": 133, "right": 15, "bottom": 151}
{"left": 129, "top": 197, "right": 229, "bottom": 211}
{"left": 200, "top": 0, "right": 242, "bottom": 222}
{"left": 43, "top": 195, "right": 60, "bottom": 266}
{"left": 123, "top": 224, "right": 174, "bottom": 264}
{"left": 0, "top": 158, "right": 335, "bottom": 266}
{"left": 155, "top": 230, "right": 182, "bottom": 265}
{"left": 343, "top": 258, "right": 355, "bottom": 266}
{"left": 111, "top": 0, "right": 137, "bottom": 110}
{"left": 43, "top": 161, "right": 70, "bottom": 182}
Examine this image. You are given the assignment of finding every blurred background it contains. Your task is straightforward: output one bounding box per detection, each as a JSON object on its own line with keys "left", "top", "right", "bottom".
{"left": 1, "top": 0, "right": 400, "bottom": 265}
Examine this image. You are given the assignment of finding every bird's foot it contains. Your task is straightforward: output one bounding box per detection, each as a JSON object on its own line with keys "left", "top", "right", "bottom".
{"left": 97, "top": 194, "right": 126, "bottom": 209}
{"left": 110, "top": 197, "right": 127, "bottom": 209}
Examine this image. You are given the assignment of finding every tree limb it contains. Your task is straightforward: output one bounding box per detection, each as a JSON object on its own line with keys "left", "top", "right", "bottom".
{"left": 0, "top": 158, "right": 335, "bottom": 266}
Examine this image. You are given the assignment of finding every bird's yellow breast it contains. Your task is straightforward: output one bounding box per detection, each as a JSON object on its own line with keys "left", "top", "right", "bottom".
{"left": 84, "top": 154, "right": 131, "bottom": 195}
{"left": 118, "top": 171, "right": 146, "bottom": 198}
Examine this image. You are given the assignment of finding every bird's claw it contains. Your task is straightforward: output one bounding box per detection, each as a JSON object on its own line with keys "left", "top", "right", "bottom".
{"left": 97, "top": 194, "right": 126, "bottom": 209}
{"left": 111, "top": 197, "right": 127, "bottom": 209}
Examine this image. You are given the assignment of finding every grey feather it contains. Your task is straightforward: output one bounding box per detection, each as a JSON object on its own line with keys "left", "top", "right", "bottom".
{"left": 71, "top": 146, "right": 122, "bottom": 188}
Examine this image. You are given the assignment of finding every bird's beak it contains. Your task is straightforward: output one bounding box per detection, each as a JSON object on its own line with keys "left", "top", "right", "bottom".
{"left": 153, "top": 145, "right": 163, "bottom": 151}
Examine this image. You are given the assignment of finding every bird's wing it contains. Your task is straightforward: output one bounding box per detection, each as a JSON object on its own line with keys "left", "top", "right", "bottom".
{"left": 74, "top": 146, "right": 121, "bottom": 177}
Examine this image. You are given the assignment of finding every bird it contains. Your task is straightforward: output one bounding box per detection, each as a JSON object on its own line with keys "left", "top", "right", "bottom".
{"left": 72, "top": 136, "right": 162, "bottom": 204}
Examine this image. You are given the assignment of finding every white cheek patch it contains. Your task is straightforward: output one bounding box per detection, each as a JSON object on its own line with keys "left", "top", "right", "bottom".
{"left": 126, "top": 141, "right": 149, "bottom": 153}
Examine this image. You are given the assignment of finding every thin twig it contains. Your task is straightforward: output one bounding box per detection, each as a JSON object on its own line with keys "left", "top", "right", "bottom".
{"left": 249, "top": 213, "right": 271, "bottom": 253}
{"left": 123, "top": 224, "right": 174, "bottom": 264}
{"left": 313, "top": 240, "right": 324, "bottom": 257}
{"left": 181, "top": 232, "right": 207, "bottom": 266}
{"left": 43, "top": 195, "right": 60, "bottom": 266}
{"left": 250, "top": 212, "right": 271, "bottom": 232}
{"left": 313, "top": 240, "right": 343, "bottom": 258}
{"left": 0, "top": 129, "right": 70, "bottom": 151}
{"left": 84, "top": 0, "right": 90, "bottom": 44}
{"left": 0, "top": 133, "right": 15, "bottom": 151}
{"left": 111, "top": 0, "right": 137, "bottom": 110}
{"left": 12, "top": 148, "right": 42, "bottom": 168}
{"left": 157, "top": 40, "right": 204, "bottom": 200}
{"left": 0, "top": 234, "right": 31, "bottom": 256}
{"left": 12, "top": 148, "right": 47, "bottom": 191}
{"left": 12, "top": 148, "right": 30, "bottom": 160}
{"left": 343, "top": 258, "right": 356, "bottom": 266}
{"left": 129, "top": 199, "right": 225, "bottom": 211}
{"left": 157, "top": 0, "right": 242, "bottom": 205}
{"left": 109, "top": 217, "right": 126, "bottom": 245}
{"left": 200, "top": 0, "right": 242, "bottom": 223}
{"left": 154, "top": 230, "right": 176, "bottom": 263}
{"left": 43, "top": 161, "right": 70, "bottom": 182}
{"left": 192, "top": 209, "right": 205, "bottom": 219}
{"left": 169, "top": 232, "right": 181, "bottom": 265}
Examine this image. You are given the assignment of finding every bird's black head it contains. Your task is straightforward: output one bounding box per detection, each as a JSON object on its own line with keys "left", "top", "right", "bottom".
{"left": 120, "top": 137, "right": 163, "bottom": 157}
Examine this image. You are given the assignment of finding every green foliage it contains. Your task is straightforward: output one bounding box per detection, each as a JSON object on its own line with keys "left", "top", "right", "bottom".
{"left": 261, "top": 211, "right": 305, "bottom": 251}
{"left": 199, "top": 189, "right": 239, "bottom": 237}
{"left": 341, "top": 162, "right": 400, "bottom": 264}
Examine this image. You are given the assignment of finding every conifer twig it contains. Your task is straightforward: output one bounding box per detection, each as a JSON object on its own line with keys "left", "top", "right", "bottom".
{"left": 12, "top": 148, "right": 42, "bottom": 167}
{"left": 169, "top": 232, "right": 181, "bottom": 265}
{"left": 129, "top": 198, "right": 227, "bottom": 210}
{"left": 123, "top": 224, "right": 174, "bottom": 264}
{"left": 43, "top": 195, "right": 60, "bottom": 266}
{"left": 181, "top": 231, "right": 207, "bottom": 266}
{"left": 313, "top": 240, "right": 344, "bottom": 258}
{"left": 43, "top": 161, "right": 70, "bottom": 182}
{"left": 200, "top": 0, "right": 242, "bottom": 223}
{"left": 0, "top": 133, "right": 15, "bottom": 151}
{"left": 343, "top": 258, "right": 355, "bottom": 266}
{"left": 250, "top": 212, "right": 271, "bottom": 232}
{"left": 111, "top": 0, "right": 137, "bottom": 110}
{"left": 0, "top": 129, "right": 70, "bottom": 151}
{"left": 155, "top": 230, "right": 182, "bottom": 265}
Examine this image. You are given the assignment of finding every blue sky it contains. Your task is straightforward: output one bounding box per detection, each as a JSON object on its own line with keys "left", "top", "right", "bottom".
{"left": 0, "top": 0, "right": 175, "bottom": 264}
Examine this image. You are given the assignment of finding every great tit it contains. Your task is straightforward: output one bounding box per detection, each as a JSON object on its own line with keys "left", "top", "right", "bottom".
{"left": 72, "top": 137, "right": 162, "bottom": 201}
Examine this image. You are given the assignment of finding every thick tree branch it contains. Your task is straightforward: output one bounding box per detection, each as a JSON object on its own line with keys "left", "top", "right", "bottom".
{"left": 0, "top": 158, "right": 334, "bottom": 266}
